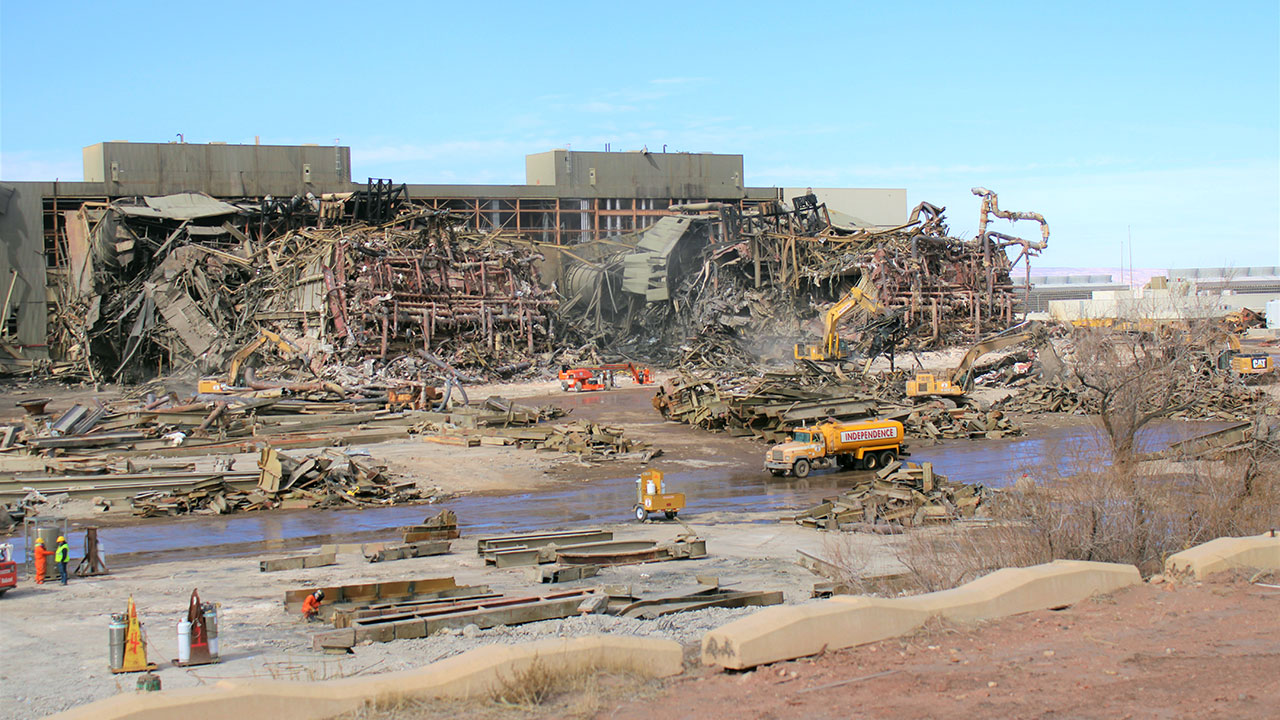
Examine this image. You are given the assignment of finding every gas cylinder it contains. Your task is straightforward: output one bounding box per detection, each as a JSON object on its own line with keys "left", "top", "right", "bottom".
{"left": 202, "top": 603, "right": 219, "bottom": 658}
{"left": 177, "top": 620, "right": 191, "bottom": 664}
{"left": 108, "top": 613, "right": 127, "bottom": 671}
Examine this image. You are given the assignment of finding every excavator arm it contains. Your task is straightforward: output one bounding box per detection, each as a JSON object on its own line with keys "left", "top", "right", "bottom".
{"left": 947, "top": 321, "right": 1046, "bottom": 389}
{"left": 795, "top": 278, "right": 887, "bottom": 362}
{"left": 906, "top": 321, "right": 1049, "bottom": 398}
{"left": 226, "top": 329, "right": 303, "bottom": 385}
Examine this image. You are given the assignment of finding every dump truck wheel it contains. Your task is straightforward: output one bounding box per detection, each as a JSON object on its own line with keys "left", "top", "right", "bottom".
{"left": 879, "top": 450, "right": 897, "bottom": 467}
{"left": 664, "top": 511, "right": 678, "bottom": 520}
{"left": 634, "top": 505, "right": 647, "bottom": 522}
{"left": 793, "top": 458, "right": 811, "bottom": 478}
{"left": 862, "top": 453, "right": 881, "bottom": 471}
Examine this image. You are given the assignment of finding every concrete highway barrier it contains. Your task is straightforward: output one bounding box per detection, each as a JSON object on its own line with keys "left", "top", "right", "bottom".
{"left": 702, "top": 559, "right": 1140, "bottom": 669}
{"left": 47, "top": 635, "right": 683, "bottom": 720}
{"left": 1165, "top": 531, "right": 1280, "bottom": 579}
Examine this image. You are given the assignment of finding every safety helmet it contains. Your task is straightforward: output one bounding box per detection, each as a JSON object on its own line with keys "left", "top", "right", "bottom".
{"left": 56, "top": 536, "right": 65, "bottom": 543}
{"left": 315, "top": 590, "right": 325, "bottom": 600}
{"left": 35, "top": 537, "right": 44, "bottom": 544}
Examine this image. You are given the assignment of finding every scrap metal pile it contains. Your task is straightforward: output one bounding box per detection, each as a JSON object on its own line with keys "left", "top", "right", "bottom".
{"left": 554, "top": 189, "right": 1045, "bottom": 371}
{"left": 0, "top": 391, "right": 636, "bottom": 522}
{"left": 652, "top": 371, "right": 1023, "bottom": 443}
{"left": 421, "top": 417, "right": 656, "bottom": 462}
{"left": 55, "top": 193, "right": 554, "bottom": 384}
{"left": 791, "top": 461, "right": 987, "bottom": 530}
{"left": 132, "top": 447, "right": 418, "bottom": 517}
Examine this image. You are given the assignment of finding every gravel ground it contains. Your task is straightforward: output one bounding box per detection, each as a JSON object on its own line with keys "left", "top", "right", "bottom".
{"left": 0, "top": 514, "right": 890, "bottom": 719}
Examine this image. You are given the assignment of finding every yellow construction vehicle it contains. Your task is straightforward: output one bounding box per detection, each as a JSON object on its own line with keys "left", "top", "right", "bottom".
{"left": 793, "top": 280, "right": 888, "bottom": 363}
{"left": 198, "top": 329, "right": 304, "bottom": 394}
{"left": 906, "top": 321, "right": 1056, "bottom": 398}
{"left": 765, "top": 418, "right": 905, "bottom": 477}
{"left": 1224, "top": 335, "right": 1274, "bottom": 379}
{"left": 634, "top": 469, "right": 685, "bottom": 521}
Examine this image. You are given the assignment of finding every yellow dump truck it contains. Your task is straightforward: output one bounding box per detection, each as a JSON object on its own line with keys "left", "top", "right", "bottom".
{"left": 764, "top": 419, "right": 905, "bottom": 478}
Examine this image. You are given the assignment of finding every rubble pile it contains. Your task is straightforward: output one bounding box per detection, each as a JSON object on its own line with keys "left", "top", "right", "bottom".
{"left": 3, "top": 390, "right": 574, "bottom": 457}
{"left": 905, "top": 405, "right": 1021, "bottom": 440}
{"left": 652, "top": 372, "right": 1023, "bottom": 443}
{"left": 556, "top": 192, "right": 1043, "bottom": 371}
{"left": 56, "top": 196, "right": 555, "bottom": 384}
{"left": 132, "top": 447, "right": 421, "bottom": 517}
{"left": 422, "top": 417, "right": 654, "bottom": 462}
{"left": 791, "top": 461, "right": 987, "bottom": 530}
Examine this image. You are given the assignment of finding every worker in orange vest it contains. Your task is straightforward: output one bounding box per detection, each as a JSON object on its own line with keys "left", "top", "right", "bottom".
{"left": 33, "top": 537, "right": 54, "bottom": 584}
{"left": 301, "top": 589, "right": 324, "bottom": 621}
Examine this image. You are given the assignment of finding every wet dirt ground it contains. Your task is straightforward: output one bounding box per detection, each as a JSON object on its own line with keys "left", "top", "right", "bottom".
{"left": 1, "top": 385, "right": 1228, "bottom": 568}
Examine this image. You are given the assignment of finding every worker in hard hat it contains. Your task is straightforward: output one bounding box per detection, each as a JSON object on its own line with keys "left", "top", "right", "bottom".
{"left": 33, "top": 537, "right": 53, "bottom": 584}
{"left": 301, "top": 589, "right": 324, "bottom": 621}
{"left": 54, "top": 536, "right": 70, "bottom": 585}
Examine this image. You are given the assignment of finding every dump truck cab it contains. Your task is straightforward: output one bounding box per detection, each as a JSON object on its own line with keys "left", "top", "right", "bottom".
{"left": 765, "top": 419, "right": 905, "bottom": 478}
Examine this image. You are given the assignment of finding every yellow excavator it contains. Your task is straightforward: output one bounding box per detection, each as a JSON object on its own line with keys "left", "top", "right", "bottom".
{"left": 198, "top": 329, "right": 304, "bottom": 394}
{"left": 906, "top": 320, "right": 1057, "bottom": 398}
{"left": 1224, "top": 335, "right": 1274, "bottom": 380}
{"left": 794, "top": 279, "right": 890, "bottom": 363}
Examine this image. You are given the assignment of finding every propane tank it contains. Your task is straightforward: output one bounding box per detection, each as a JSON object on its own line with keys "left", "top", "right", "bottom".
{"left": 202, "top": 602, "right": 219, "bottom": 658}
{"left": 177, "top": 620, "right": 191, "bottom": 664}
{"left": 108, "top": 613, "right": 127, "bottom": 671}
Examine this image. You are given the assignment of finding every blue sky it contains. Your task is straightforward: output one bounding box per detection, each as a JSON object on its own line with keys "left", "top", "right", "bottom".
{"left": 2, "top": 1, "right": 1277, "bottom": 269}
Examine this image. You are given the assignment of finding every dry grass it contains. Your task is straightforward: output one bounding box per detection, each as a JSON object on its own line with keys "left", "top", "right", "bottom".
{"left": 332, "top": 663, "right": 657, "bottom": 720}
{"left": 892, "top": 523, "right": 1052, "bottom": 593}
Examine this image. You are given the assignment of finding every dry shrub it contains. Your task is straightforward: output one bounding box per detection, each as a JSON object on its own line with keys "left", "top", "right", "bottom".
{"left": 989, "top": 450, "right": 1280, "bottom": 575}
{"left": 491, "top": 658, "right": 563, "bottom": 706}
{"left": 336, "top": 664, "right": 648, "bottom": 720}
{"left": 820, "top": 531, "right": 876, "bottom": 591}
{"left": 893, "top": 523, "right": 1052, "bottom": 593}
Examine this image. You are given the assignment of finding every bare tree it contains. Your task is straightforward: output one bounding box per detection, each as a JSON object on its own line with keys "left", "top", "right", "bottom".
{"left": 1066, "top": 322, "right": 1218, "bottom": 466}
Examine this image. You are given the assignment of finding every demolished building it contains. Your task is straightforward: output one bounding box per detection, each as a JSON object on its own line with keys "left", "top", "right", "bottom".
{"left": 1, "top": 141, "right": 912, "bottom": 379}
{"left": 545, "top": 188, "right": 1050, "bottom": 372}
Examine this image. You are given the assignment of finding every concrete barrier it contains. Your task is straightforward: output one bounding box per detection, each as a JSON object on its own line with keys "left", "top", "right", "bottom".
{"left": 1165, "top": 531, "right": 1280, "bottom": 579}
{"left": 702, "top": 559, "right": 1140, "bottom": 669}
{"left": 47, "top": 635, "right": 682, "bottom": 720}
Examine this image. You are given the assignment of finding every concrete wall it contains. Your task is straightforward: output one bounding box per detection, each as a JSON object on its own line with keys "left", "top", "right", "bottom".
{"left": 525, "top": 150, "right": 745, "bottom": 200}
{"left": 0, "top": 182, "right": 58, "bottom": 351}
{"left": 84, "top": 142, "right": 352, "bottom": 197}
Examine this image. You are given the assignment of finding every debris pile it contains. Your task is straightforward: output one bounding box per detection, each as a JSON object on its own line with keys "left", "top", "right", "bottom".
{"left": 131, "top": 447, "right": 420, "bottom": 517}
{"left": 554, "top": 191, "right": 1045, "bottom": 370}
{"left": 904, "top": 405, "right": 1022, "bottom": 440}
{"left": 652, "top": 372, "right": 1023, "bottom": 442}
{"left": 56, "top": 197, "right": 556, "bottom": 383}
{"left": 791, "top": 461, "right": 987, "bottom": 530}
{"left": 423, "top": 418, "right": 652, "bottom": 461}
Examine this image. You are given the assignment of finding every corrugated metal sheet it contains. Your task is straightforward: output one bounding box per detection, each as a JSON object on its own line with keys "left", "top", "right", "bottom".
{"left": 113, "top": 193, "right": 240, "bottom": 221}
{"left": 621, "top": 217, "right": 693, "bottom": 301}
